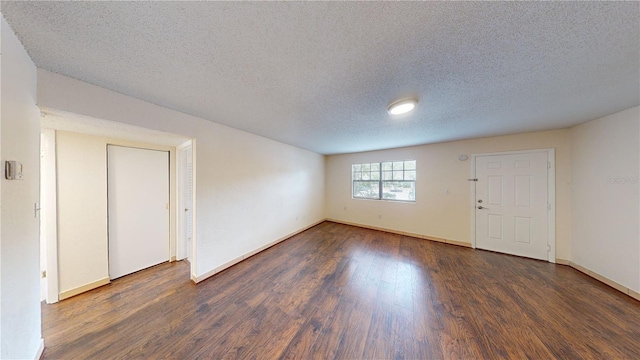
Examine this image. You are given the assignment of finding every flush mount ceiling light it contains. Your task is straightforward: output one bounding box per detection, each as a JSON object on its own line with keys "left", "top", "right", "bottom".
{"left": 387, "top": 98, "right": 418, "bottom": 115}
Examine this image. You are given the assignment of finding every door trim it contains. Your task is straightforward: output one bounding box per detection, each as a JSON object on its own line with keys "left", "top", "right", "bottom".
{"left": 177, "top": 139, "right": 197, "bottom": 281}
{"left": 41, "top": 129, "right": 60, "bottom": 303}
{"left": 176, "top": 140, "right": 193, "bottom": 261}
{"left": 470, "top": 148, "right": 556, "bottom": 263}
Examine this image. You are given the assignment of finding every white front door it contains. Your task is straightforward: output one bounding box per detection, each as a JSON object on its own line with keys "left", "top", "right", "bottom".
{"left": 475, "top": 151, "right": 549, "bottom": 261}
{"left": 108, "top": 145, "right": 170, "bottom": 279}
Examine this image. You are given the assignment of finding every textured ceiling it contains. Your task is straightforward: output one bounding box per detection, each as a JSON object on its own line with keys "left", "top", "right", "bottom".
{"left": 2, "top": 1, "right": 639, "bottom": 155}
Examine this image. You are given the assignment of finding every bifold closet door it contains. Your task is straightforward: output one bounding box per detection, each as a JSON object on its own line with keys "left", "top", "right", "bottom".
{"left": 108, "top": 145, "right": 169, "bottom": 280}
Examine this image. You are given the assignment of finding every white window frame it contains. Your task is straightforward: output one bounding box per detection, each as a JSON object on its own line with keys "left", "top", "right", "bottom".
{"left": 352, "top": 160, "right": 416, "bottom": 202}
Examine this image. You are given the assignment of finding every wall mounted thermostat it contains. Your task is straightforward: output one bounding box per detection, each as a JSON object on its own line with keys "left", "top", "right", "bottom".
{"left": 5, "top": 161, "right": 24, "bottom": 180}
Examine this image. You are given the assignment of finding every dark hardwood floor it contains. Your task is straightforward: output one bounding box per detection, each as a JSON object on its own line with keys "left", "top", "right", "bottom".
{"left": 42, "top": 221, "right": 640, "bottom": 359}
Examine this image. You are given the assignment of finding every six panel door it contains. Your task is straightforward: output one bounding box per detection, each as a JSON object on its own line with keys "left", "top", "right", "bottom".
{"left": 475, "top": 152, "right": 549, "bottom": 260}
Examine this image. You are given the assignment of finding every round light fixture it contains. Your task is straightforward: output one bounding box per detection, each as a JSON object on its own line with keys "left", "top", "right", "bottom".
{"left": 387, "top": 98, "right": 418, "bottom": 115}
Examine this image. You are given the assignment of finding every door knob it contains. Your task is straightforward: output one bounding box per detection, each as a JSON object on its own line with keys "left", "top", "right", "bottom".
{"left": 477, "top": 206, "right": 484, "bottom": 209}
{"left": 477, "top": 199, "right": 483, "bottom": 203}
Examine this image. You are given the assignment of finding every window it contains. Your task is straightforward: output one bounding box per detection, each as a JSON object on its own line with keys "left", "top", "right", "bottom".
{"left": 352, "top": 160, "right": 416, "bottom": 201}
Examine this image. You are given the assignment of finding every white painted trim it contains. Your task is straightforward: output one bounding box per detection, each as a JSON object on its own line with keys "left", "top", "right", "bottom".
{"left": 190, "top": 138, "right": 197, "bottom": 281}
{"left": 326, "top": 218, "right": 472, "bottom": 248}
{"left": 470, "top": 156, "right": 477, "bottom": 249}
{"left": 176, "top": 140, "right": 193, "bottom": 261}
{"left": 176, "top": 140, "right": 192, "bottom": 151}
{"left": 33, "top": 338, "right": 45, "bottom": 360}
{"left": 471, "top": 149, "right": 555, "bottom": 157}
{"left": 193, "top": 218, "right": 473, "bottom": 284}
{"left": 42, "top": 129, "right": 59, "bottom": 303}
{"left": 169, "top": 147, "right": 177, "bottom": 262}
{"left": 470, "top": 148, "right": 556, "bottom": 262}
{"left": 59, "top": 277, "right": 110, "bottom": 301}
{"left": 547, "top": 148, "right": 556, "bottom": 263}
{"left": 193, "top": 218, "right": 325, "bottom": 284}
{"left": 563, "top": 261, "right": 640, "bottom": 302}
{"left": 176, "top": 145, "right": 184, "bottom": 260}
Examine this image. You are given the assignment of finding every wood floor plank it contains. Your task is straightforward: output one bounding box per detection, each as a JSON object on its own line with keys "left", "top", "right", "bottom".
{"left": 42, "top": 222, "right": 640, "bottom": 359}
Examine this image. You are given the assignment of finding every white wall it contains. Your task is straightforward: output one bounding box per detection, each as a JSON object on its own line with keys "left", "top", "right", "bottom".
{"left": 1, "top": 14, "right": 43, "bottom": 359}
{"left": 55, "top": 131, "right": 177, "bottom": 295}
{"left": 326, "top": 129, "right": 572, "bottom": 260}
{"left": 571, "top": 106, "right": 640, "bottom": 293}
{"left": 37, "top": 70, "right": 326, "bottom": 279}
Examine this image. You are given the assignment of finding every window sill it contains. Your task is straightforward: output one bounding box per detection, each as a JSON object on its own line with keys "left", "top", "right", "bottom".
{"left": 351, "top": 197, "right": 416, "bottom": 204}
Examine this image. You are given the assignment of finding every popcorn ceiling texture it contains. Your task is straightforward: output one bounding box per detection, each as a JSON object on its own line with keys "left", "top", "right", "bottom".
{"left": 2, "top": 1, "right": 638, "bottom": 154}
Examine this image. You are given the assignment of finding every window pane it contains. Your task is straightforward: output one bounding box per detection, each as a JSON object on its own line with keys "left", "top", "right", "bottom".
{"left": 353, "top": 181, "right": 380, "bottom": 199}
{"left": 404, "top": 160, "right": 416, "bottom": 170}
{"left": 382, "top": 181, "right": 416, "bottom": 201}
{"left": 352, "top": 160, "right": 416, "bottom": 202}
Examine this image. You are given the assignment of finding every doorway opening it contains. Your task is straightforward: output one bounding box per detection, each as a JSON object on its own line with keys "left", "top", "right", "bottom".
{"left": 39, "top": 109, "right": 195, "bottom": 302}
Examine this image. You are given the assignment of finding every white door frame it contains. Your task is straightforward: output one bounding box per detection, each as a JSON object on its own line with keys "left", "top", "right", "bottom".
{"left": 470, "top": 148, "right": 556, "bottom": 263}
{"left": 176, "top": 139, "right": 197, "bottom": 280}
{"left": 41, "top": 129, "right": 59, "bottom": 303}
{"left": 176, "top": 140, "right": 192, "bottom": 261}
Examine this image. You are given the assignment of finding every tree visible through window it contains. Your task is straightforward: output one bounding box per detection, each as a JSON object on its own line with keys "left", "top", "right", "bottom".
{"left": 352, "top": 160, "right": 416, "bottom": 201}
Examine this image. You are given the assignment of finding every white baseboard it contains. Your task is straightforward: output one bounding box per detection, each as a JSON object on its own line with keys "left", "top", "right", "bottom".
{"left": 193, "top": 219, "right": 327, "bottom": 284}
{"left": 190, "top": 219, "right": 639, "bottom": 303}
{"left": 557, "top": 259, "right": 639, "bottom": 302}
{"left": 325, "top": 218, "right": 473, "bottom": 248}
{"left": 34, "top": 338, "right": 45, "bottom": 360}
{"left": 59, "top": 277, "right": 110, "bottom": 300}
